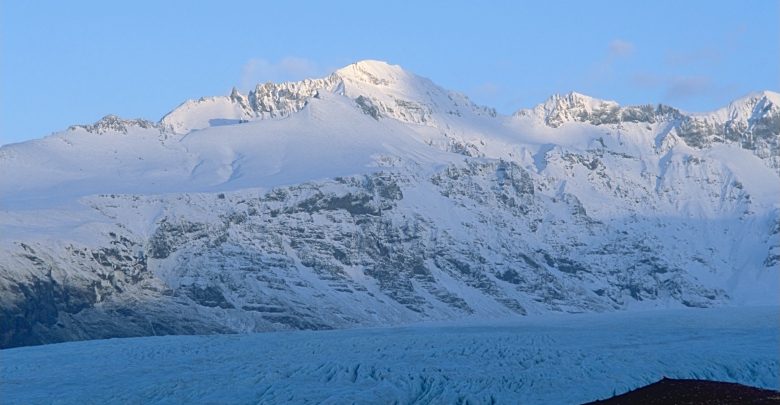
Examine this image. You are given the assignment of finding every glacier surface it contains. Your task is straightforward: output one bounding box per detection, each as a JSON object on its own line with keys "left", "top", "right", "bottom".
{"left": 1, "top": 306, "right": 777, "bottom": 404}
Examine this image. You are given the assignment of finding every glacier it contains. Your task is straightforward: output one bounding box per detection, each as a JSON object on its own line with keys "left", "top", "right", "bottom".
{"left": 0, "top": 60, "right": 778, "bottom": 349}
{"left": 1, "top": 306, "right": 777, "bottom": 404}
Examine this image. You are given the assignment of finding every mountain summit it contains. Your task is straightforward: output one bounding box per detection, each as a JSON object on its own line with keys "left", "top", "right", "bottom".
{"left": 156, "top": 60, "right": 780, "bottom": 172}
{"left": 0, "top": 61, "right": 778, "bottom": 348}
{"left": 160, "top": 60, "right": 493, "bottom": 134}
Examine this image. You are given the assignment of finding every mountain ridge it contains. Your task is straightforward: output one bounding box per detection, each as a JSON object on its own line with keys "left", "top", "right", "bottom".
{"left": 53, "top": 60, "right": 778, "bottom": 175}
{"left": 1, "top": 60, "right": 777, "bottom": 348}
{"left": 16, "top": 59, "right": 775, "bottom": 145}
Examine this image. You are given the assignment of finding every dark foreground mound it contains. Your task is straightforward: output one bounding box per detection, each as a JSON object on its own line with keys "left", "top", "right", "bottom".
{"left": 584, "top": 378, "right": 780, "bottom": 404}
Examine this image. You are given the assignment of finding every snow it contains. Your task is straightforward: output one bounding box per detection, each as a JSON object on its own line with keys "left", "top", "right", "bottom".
{"left": 689, "top": 90, "right": 780, "bottom": 120}
{"left": 1, "top": 306, "right": 777, "bottom": 404}
{"left": 2, "top": 60, "right": 773, "bottom": 215}
{"left": 0, "top": 91, "right": 455, "bottom": 212}
{"left": 0, "top": 59, "right": 778, "bottom": 349}
{"left": 161, "top": 96, "right": 250, "bottom": 134}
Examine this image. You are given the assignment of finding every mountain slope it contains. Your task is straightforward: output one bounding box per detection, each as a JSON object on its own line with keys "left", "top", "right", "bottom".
{"left": 0, "top": 60, "right": 778, "bottom": 348}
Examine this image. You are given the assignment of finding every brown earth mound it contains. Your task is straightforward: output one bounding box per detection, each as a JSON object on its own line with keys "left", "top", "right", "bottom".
{"left": 583, "top": 377, "right": 780, "bottom": 404}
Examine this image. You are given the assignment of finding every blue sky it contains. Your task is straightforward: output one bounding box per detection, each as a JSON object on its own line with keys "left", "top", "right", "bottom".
{"left": 2, "top": 0, "right": 778, "bottom": 145}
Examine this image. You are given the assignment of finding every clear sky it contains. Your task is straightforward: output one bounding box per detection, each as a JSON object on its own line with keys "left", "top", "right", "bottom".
{"left": 2, "top": 0, "right": 778, "bottom": 145}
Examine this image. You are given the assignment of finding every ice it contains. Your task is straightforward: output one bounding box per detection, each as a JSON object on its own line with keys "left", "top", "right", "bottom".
{"left": 1, "top": 306, "right": 777, "bottom": 404}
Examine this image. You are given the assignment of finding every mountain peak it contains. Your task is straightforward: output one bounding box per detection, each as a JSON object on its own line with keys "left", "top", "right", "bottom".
{"left": 718, "top": 89, "right": 777, "bottom": 109}
{"left": 160, "top": 59, "right": 494, "bottom": 133}
{"left": 351, "top": 59, "right": 397, "bottom": 70}
{"left": 69, "top": 114, "right": 158, "bottom": 135}
{"left": 335, "top": 60, "right": 407, "bottom": 87}
{"left": 544, "top": 92, "right": 617, "bottom": 110}
{"left": 685, "top": 90, "right": 780, "bottom": 132}
{"left": 745, "top": 90, "right": 780, "bottom": 105}
{"left": 528, "top": 92, "right": 620, "bottom": 127}
{"left": 229, "top": 86, "right": 243, "bottom": 100}
{"left": 728, "top": 90, "right": 780, "bottom": 116}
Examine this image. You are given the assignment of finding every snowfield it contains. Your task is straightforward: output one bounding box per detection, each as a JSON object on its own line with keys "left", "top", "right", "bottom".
{"left": 2, "top": 306, "right": 777, "bottom": 404}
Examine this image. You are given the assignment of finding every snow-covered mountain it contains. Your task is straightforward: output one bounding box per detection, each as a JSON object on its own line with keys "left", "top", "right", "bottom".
{"left": 1, "top": 60, "right": 778, "bottom": 348}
